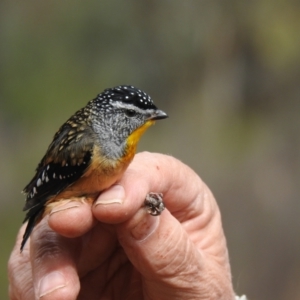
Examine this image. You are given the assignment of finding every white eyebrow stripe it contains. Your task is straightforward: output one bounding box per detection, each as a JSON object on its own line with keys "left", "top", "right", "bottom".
{"left": 110, "top": 101, "right": 155, "bottom": 115}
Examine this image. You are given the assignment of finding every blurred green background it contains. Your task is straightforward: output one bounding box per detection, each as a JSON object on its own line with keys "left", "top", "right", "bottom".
{"left": 1, "top": 1, "right": 300, "bottom": 299}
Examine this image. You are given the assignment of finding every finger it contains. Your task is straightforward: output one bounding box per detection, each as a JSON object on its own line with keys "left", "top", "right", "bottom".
{"left": 92, "top": 184, "right": 141, "bottom": 224}
{"left": 119, "top": 152, "right": 228, "bottom": 257}
{"left": 8, "top": 224, "right": 35, "bottom": 300}
{"left": 30, "top": 217, "right": 80, "bottom": 300}
{"left": 92, "top": 152, "right": 204, "bottom": 224}
{"left": 92, "top": 152, "right": 219, "bottom": 252}
{"left": 48, "top": 199, "right": 96, "bottom": 238}
{"left": 93, "top": 152, "right": 229, "bottom": 258}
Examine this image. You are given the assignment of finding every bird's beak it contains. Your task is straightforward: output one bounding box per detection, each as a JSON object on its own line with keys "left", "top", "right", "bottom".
{"left": 148, "top": 109, "right": 168, "bottom": 121}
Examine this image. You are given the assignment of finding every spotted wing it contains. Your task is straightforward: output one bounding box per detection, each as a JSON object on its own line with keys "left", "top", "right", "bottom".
{"left": 21, "top": 115, "right": 94, "bottom": 250}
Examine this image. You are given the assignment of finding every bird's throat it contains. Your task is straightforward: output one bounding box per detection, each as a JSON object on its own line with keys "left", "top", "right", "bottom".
{"left": 123, "top": 120, "right": 155, "bottom": 161}
{"left": 127, "top": 120, "right": 155, "bottom": 147}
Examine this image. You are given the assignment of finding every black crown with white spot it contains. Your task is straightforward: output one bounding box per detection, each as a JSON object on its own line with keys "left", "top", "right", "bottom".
{"left": 95, "top": 85, "right": 157, "bottom": 110}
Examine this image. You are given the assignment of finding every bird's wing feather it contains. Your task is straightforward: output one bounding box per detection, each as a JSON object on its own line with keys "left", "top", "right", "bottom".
{"left": 23, "top": 121, "right": 94, "bottom": 216}
{"left": 21, "top": 117, "right": 95, "bottom": 251}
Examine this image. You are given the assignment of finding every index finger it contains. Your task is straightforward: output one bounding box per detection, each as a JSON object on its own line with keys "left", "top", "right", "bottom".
{"left": 93, "top": 152, "right": 223, "bottom": 251}
{"left": 94, "top": 151, "right": 208, "bottom": 224}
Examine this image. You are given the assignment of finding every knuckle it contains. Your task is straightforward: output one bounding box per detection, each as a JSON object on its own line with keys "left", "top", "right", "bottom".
{"left": 33, "top": 229, "right": 63, "bottom": 261}
{"left": 30, "top": 220, "right": 65, "bottom": 263}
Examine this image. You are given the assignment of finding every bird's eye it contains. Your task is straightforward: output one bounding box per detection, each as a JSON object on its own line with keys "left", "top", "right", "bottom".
{"left": 125, "top": 109, "right": 136, "bottom": 117}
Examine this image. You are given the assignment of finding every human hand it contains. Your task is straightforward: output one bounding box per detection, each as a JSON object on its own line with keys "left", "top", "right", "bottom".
{"left": 8, "top": 152, "right": 235, "bottom": 300}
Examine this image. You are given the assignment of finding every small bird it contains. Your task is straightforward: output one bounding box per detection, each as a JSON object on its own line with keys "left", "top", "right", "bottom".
{"left": 21, "top": 85, "right": 168, "bottom": 251}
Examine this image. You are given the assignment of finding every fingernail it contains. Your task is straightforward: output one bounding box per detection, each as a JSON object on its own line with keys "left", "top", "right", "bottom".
{"left": 38, "top": 271, "right": 66, "bottom": 298}
{"left": 50, "top": 202, "right": 80, "bottom": 215}
{"left": 130, "top": 210, "right": 159, "bottom": 241}
{"left": 95, "top": 185, "right": 124, "bottom": 206}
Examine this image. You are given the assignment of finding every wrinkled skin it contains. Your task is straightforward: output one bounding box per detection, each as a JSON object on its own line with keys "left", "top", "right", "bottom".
{"left": 8, "top": 152, "right": 235, "bottom": 300}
